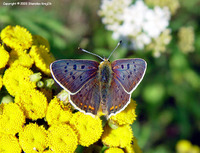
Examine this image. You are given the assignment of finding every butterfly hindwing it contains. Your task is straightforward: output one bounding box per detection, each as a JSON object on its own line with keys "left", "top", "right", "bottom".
{"left": 112, "top": 58, "right": 147, "bottom": 94}
{"left": 70, "top": 77, "right": 100, "bottom": 115}
{"left": 106, "top": 77, "right": 131, "bottom": 117}
{"left": 50, "top": 59, "right": 99, "bottom": 94}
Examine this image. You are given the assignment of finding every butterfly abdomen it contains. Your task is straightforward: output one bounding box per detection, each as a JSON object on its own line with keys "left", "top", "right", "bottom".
{"left": 98, "top": 60, "right": 113, "bottom": 113}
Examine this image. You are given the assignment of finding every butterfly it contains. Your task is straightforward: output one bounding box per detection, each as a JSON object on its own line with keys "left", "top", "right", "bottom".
{"left": 50, "top": 41, "right": 147, "bottom": 118}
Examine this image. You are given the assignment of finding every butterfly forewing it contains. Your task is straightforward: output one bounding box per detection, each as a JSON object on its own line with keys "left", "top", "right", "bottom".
{"left": 112, "top": 59, "right": 147, "bottom": 94}
{"left": 50, "top": 59, "right": 99, "bottom": 94}
{"left": 70, "top": 77, "right": 100, "bottom": 115}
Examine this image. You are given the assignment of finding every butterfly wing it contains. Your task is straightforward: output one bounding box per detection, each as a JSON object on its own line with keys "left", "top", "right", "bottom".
{"left": 70, "top": 77, "right": 100, "bottom": 115}
{"left": 112, "top": 58, "right": 147, "bottom": 94}
{"left": 50, "top": 59, "right": 99, "bottom": 94}
{"left": 106, "top": 78, "right": 131, "bottom": 118}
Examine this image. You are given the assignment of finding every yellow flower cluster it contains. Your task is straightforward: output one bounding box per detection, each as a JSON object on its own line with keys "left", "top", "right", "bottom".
{"left": 176, "top": 140, "right": 200, "bottom": 153}
{"left": 48, "top": 124, "right": 78, "bottom": 152}
{"left": 3, "top": 65, "right": 36, "bottom": 96}
{"left": 1, "top": 25, "right": 32, "bottom": 51}
{"left": 0, "top": 132, "right": 22, "bottom": 153}
{"left": 0, "top": 103, "right": 25, "bottom": 135}
{"left": 70, "top": 112, "right": 103, "bottom": 147}
{"left": 46, "top": 97, "right": 73, "bottom": 125}
{"left": 101, "top": 100, "right": 142, "bottom": 152}
{"left": 0, "top": 25, "right": 55, "bottom": 74}
{"left": 178, "top": 26, "right": 195, "bottom": 54}
{"left": 19, "top": 123, "right": 48, "bottom": 152}
{"left": 30, "top": 45, "right": 55, "bottom": 75}
{"left": 0, "top": 25, "right": 141, "bottom": 152}
{"left": 110, "top": 100, "right": 137, "bottom": 125}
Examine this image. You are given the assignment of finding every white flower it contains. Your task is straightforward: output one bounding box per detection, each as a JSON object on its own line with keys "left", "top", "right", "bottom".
{"left": 98, "top": 0, "right": 132, "bottom": 30}
{"left": 99, "top": 0, "right": 171, "bottom": 50}
{"left": 143, "top": 7, "right": 170, "bottom": 38}
{"left": 135, "top": 33, "right": 152, "bottom": 49}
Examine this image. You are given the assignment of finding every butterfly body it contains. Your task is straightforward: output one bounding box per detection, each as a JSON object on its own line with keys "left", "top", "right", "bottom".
{"left": 50, "top": 57, "right": 146, "bottom": 118}
{"left": 98, "top": 60, "right": 112, "bottom": 106}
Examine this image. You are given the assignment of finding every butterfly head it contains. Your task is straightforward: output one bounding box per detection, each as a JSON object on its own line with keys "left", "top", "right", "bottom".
{"left": 99, "top": 58, "right": 111, "bottom": 67}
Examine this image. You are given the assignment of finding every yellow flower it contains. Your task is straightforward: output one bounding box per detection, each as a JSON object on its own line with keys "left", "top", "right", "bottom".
{"left": 125, "top": 137, "right": 142, "bottom": 153}
{"left": 46, "top": 97, "right": 73, "bottom": 125}
{"left": 102, "top": 124, "right": 133, "bottom": 148}
{"left": 105, "top": 147, "right": 125, "bottom": 153}
{"left": 70, "top": 112, "right": 103, "bottom": 147}
{"left": 15, "top": 89, "right": 48, "bottom": 120}
{"left": 110, "top": 100, "right": 137, "bottom": 125}
{"left": 176, "top": 140, "right": 192, "bottom": 153}
{"left": 8, "top": 49, "right": 34, "bottom": 68}
{"left": 19, "top": 123, "right": 48, "bottom": 152}
{"left": 0, "top": 132, "right": 22, "bottom": 153}
{"left": 0, "top": 103, "right": 25, "bottom": 135}
{"left": 48, "top": 124, "right": 78, "bottom": 153}
{"left": 0, "top": 45, "right": 9, "bottom": 69}
{"left": 178, "top": 26, "right": 195, "bottom": 54}
{"left": 190, "top": 145, "right": 200, "bottom": 153}
{"left": 29, "top": 45, "right": 55, "bottom": 75}
{"left": 176, "top": 139, "right": 200, "bottom": 153}
{"left": 33, "top": 35, "right": 50, "bottom": 50}
{"left": 3, "top": 65, "right": 36, "bottom": 96}
{"left": 0, "top": 75, "right": 3, "bottom": 90}
{"left": 0, "top": 25, "right": 32, "bottom": 50}
{"left": 145, "top": 0, "right": 180, "bottom": 15}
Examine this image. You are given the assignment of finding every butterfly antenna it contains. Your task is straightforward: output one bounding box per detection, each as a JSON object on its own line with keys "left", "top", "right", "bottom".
{"left": 107, "top": 40, "right": 122, "bottom": 60}
{"left": 78, "top": 47, "right": 104, "bottom": 61}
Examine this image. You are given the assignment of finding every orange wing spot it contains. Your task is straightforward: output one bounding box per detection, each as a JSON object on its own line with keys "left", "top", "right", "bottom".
{"left": 119, "top": 104, "right": 121, "bottom": 108}
{"left": 80, "top": 103, "right": 83, "bottom": 106}
{"left": 84, "top": 105, "right": 87, "bottom": 109}
{"left": 115, "top": 106, "right": 118, "bottom": 110}
{"left": 110, "top": 106, "right": 114, "bottom": 111}
{"left": 89, "top": 105, "right": 95, "bottom": 110}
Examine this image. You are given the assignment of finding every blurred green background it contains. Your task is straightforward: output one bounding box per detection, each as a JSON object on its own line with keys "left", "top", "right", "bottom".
{"left": 0, "top": 0, "right": 199, "bottom": 152}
